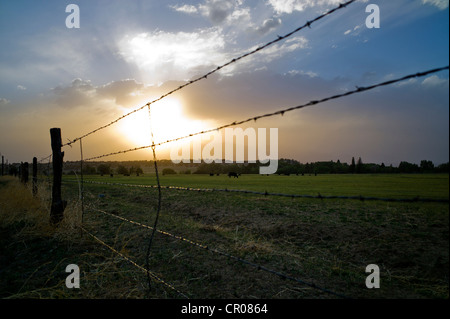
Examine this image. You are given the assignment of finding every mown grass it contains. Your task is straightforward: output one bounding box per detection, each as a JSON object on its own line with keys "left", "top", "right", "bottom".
{"left": 0, "top": 173, "right": 448, "bottom": 299}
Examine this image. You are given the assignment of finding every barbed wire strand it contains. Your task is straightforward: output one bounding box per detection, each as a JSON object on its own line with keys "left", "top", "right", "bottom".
{"left": 89, "top": 207, "right": 350, "bottom": 299}
{"left": 38, "top": 154, "right": 52, "bottom": 164}
{"left": 82, "top": 66, "right": 449, "bottom": 162}
{"left": 62, "top": 0, "right": 357, "bottom": 147}
{"left": 80, "top": 225, "right": 189, "bottom": 298}
{"left": 63, "top": 180, "right": 449, "bottom": 204}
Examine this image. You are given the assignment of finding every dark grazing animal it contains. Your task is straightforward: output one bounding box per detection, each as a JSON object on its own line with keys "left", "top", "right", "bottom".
{"left": 228, "top": 172, "right": 239, "bottom": 178}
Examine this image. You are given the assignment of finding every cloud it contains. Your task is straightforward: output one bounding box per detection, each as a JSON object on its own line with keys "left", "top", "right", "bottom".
{"left": 51, "top": 78, "right": 97, "bottom": 109}
{"left": 170, "top": 4, "right": 199, "bottom": 14}
{"left": 118, "top": 29, "right": 228, "bottom": 84}
{"left": 50, "top": 78, "right": 151, "bottom": 109}
{"left": 422, "top": 75, "right": 449, "bottom": 87}
{"left": 17, "top": 85, "right": 27, "bottom": 91}
{"left": 251, "top": 36, "right": 309, "bottom": 62}
{"left": 0, "top": 98, "right": 11, "bottom": 106}
{"left": 253, "top": 17, "right": 282, "bottom": 35}
{"left": 286, "top": 69, "right": 318, "bottom": 78}
{"left": 267, "top": 0, "right": 342, "bottom": 14}
{"left": 2, "top": 26, "right": 132, "bottom": 94}
{"left": 343, "top": 24, "right": 363, "bottom": 36}
{"left": 199, "top": 0, "right": 235, "bottom": 24}
{"left": 198, "top": 0, "right": 253, "bottom": 26}
{"left": 170, "top": 0, "right": 252, "bottom": 27}
{"left": 97, "top": 79, "right": 145, "bottom": 106}
{"left": 422, "top": 0, "right": 449, "bottom": 10}
{"left": 171, "top": 68, "right": 347, "bottom": 122}
{"left": 118, "top": 22, "right": 309, "bottom": 84}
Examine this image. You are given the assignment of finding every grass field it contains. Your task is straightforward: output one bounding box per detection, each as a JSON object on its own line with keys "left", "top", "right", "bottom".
{"left": 65, "top": 173, "right": 449, "bottom": 199}
{"left": 0, "top": 173, "right": 448, "bottom": 299}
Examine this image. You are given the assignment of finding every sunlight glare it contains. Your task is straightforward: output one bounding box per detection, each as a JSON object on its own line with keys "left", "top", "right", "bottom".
{"left": 117, "top": 98, "right": 209, "bottom": 154}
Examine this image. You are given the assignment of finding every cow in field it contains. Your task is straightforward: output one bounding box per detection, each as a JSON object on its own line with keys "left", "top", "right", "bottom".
{"left": 228, "top": 172, "right": 239, "bottom": 178}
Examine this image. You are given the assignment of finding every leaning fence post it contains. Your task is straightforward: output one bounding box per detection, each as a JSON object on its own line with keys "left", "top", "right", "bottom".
{"left": 32, "top": 157, "right": 38, "bottom": 197}
{"left": 50, "top": 128, "right": 66, "bottom": 225}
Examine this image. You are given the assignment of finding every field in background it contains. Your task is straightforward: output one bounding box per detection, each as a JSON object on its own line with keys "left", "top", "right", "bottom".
{"left": 1, "top": 173, "right": 448, "bottom": 299}
{"left": 65, "top": 173, "right": 449, "bottom": 199}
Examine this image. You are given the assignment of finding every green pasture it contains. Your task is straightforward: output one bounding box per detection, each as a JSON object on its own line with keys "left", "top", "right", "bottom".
{"left": 63, "top": 173, "right": 449, "bottom": 200}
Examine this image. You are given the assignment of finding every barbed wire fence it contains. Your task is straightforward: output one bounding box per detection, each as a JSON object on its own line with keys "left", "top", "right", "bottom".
{"left": 65, "top": 67, "right": 449, "bottom": 298}
{"left": 15, "top": 0, "right": 448, "bottom": 299}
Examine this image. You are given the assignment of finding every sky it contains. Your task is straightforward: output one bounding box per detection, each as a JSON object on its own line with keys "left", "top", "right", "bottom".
{"left": 0, "top": 0, "right": 448, "bottom": 166}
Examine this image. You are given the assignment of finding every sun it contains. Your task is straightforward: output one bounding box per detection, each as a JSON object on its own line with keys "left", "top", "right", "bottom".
{"left": 117, "top": 97, "right": 208, "bottom": 152}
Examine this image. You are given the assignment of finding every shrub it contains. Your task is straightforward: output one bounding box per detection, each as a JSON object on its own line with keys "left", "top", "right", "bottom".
{"left": 162, "top": 168, "right": 176, "bottom": 175}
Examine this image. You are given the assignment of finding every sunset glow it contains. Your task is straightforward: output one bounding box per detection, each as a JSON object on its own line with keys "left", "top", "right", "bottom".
{"left": 0, "top": 0, "right": 448, "bottom": 165}
{"left": 118, "top": 97, "right": 210, "bottom": 151}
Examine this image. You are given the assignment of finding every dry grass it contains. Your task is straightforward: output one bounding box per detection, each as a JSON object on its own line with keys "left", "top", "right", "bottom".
{"left": 0, "top": 177, "right": 81, "bottom": 242}
{"left": 0, "top": 177, "right": 151, "bottom": 299}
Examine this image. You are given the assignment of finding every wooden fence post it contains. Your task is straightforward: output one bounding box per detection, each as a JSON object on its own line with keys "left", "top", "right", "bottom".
{"left": 50, "top": 128, "right": 66, "bottom": 225}
{"left": 32, "top": 157, "right": 38, "bottom": 197}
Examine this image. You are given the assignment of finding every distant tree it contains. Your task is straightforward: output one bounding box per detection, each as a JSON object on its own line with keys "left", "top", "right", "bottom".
{"left": 304, "top": 162, "right": 312, "bottom": 174}
{"left": 97, "top": 164, "right": 110, "bottom": 175}
{"left": 420, "top": 160, "right": 434, "bottom": 173}
{"left": 436, "top": 162, "right": 449, "bottom": 173}
{"left": 83, "top": 164, "right": 96, "bottom": 175}
{"left": 398, "top": 161, "right": 420, "bottom": 173}
{"left": 194, "top": 163, "right": 212, "bottom": 174}
{"left": 335, "top": 159, "right": 348, "bottom": 173}
{"left": 162, "top": 168, "right": 176, "bottom": 175}
{"left": 356, "top": 157, "right": 363, "bottom": 174}
{"left": 350, "top": 157, "right": 356, "bottom": 174}
{"left": 117, "top": 165, "right": 128, "bottom": 175}
{"left": 135, "top": 166, "right": 144, "bottom": 175}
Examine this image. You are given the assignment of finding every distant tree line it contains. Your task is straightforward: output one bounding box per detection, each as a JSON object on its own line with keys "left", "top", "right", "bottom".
{"left": 273, "top": 158, "right": 449, "bottom": 175}
{"left": 30, "top": 158, "right": 448, "bottom": 176}
{"left": 96, "top": 164, "right": 144, "bottom": 176}
{"left": 64, "top": 163, "right": 144, "bottom": 176}
{"left": 192, "top": 158, "right": 449, "bottom": 175}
